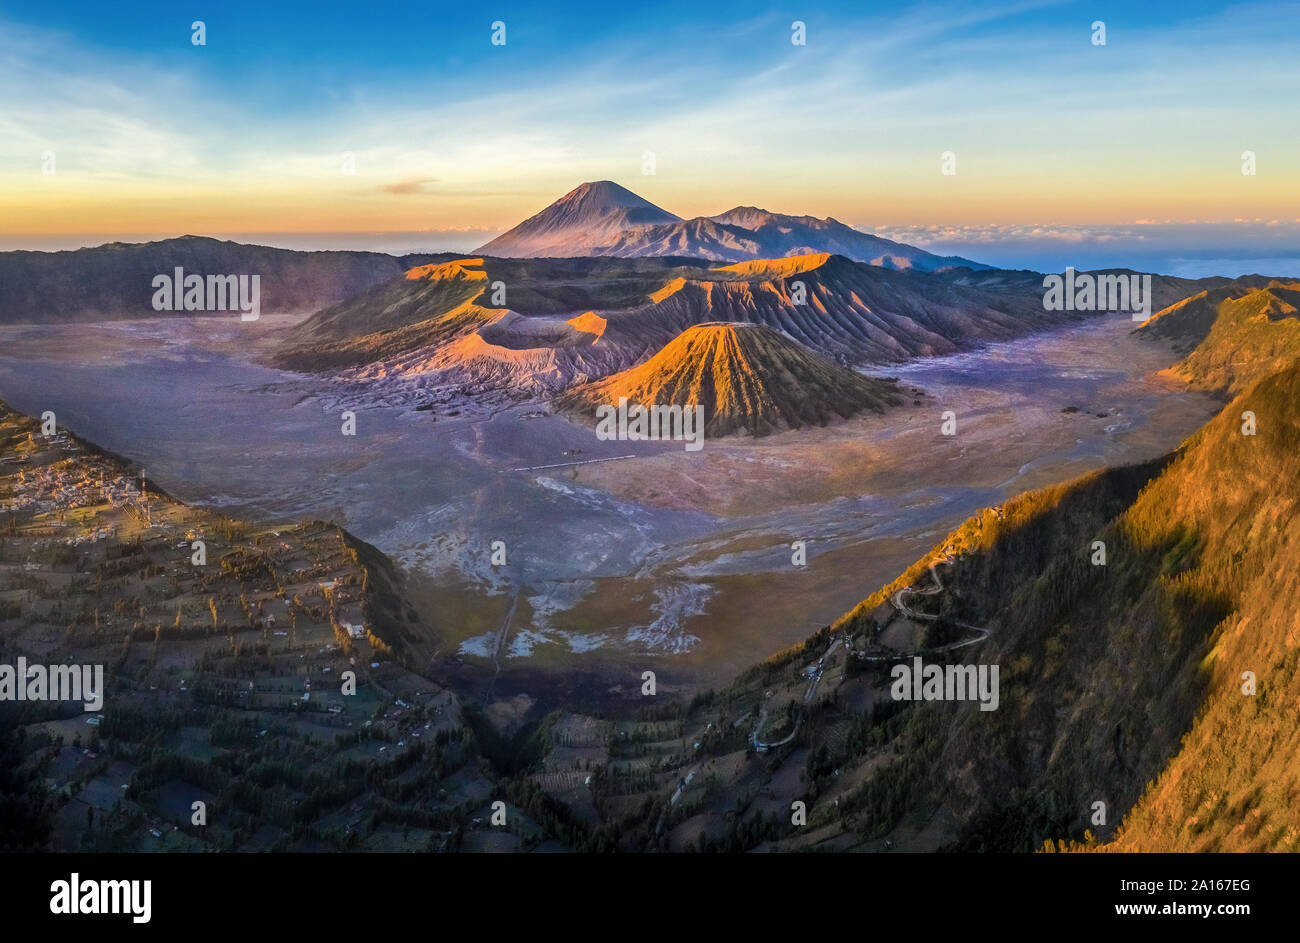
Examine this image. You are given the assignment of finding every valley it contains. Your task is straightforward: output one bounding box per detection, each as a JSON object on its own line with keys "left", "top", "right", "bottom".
{"left": 0, "top": 312, "right": 1221, "bottom": 694}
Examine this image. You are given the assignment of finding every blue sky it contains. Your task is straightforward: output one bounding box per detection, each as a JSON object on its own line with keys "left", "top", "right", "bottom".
{"left": 2, "top": 0, "right": 1298, "bottom": 273}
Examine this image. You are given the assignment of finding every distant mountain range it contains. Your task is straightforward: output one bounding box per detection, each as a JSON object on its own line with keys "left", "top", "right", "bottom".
{"left": 477, "top": 181, "right": 992, "bottom": 271}
{"left": 0, "top": 187, "right": 1288, "bottom": 334}
{"left": 3, "top": 184, "right": 1294, "bottom": 445}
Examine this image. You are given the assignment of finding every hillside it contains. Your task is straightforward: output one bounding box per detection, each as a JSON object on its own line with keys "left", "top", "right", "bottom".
{"left": 1137, "top": 281, "right": 1300, "bottom": 394}
{"left": 0, "top": 236, "right": 453, "bottom": 324}
{"left": 827, "top": 360, "right": 1300, "bottom": 851}
{"left": 273, "top": 258, "right": 504, "bottom": 373}
{"left": 0, "top": 400, "right": 471, "bottom": 852}
{"left": 555, "top": 322, "right": 904, "bottom": 437}
{"left": 843, "top": 356, "right": 1300, "bottom": 853}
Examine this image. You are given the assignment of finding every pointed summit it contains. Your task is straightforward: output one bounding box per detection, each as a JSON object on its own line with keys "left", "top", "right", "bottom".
{"left": 553, "top": 181, "right": 675, "bottom": 218}
{"left": 476, "top": 181, "right": 680, "bottom": 258}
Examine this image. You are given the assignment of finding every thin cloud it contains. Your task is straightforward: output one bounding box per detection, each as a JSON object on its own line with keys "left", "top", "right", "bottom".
{"left": 379, "top": 177, "right": 440, "bottom": 195}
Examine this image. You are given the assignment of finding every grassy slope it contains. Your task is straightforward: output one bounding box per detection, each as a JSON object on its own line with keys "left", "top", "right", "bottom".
{"left": 1138, "top": 282, "right": 1300, "bottom": 395}
{"left": 1168, "top": 284, "right": 1300, "bottom": 395}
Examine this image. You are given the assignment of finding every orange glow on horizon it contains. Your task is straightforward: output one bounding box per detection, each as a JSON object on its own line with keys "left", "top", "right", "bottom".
{"left": 2, "top": 164, "right": 1297, "bottom": 238}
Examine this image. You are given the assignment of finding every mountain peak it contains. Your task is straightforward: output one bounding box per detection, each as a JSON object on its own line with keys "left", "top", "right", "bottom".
{"left": 476, "top": 182, "right": 680, "bottom": 258}
{"left": 561, "top": 180, "right": 661, "bottom": 209}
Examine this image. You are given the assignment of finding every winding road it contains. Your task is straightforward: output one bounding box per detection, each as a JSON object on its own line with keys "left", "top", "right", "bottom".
{"left": 749, "top": 557, "right": 994, "bottom": 751}
{"left": 866, "top": 557, "right": 989, "bottom": 660}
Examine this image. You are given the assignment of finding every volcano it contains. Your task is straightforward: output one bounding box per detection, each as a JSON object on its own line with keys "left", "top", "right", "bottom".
{"left": 554, "top": 321, "right": 905, "bottom": 438}
{"left": 477, "top": 181, "right": 681, "bottom": 258}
